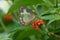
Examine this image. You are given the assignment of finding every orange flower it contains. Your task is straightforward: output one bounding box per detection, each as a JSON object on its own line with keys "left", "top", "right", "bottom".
{"left": 32, "top": 19, "right": 44, "bottom": 30}
{"left": 5, "top": 14, "right": 12, "bottom": 21}
{"left": 38, "top": 19, "right": 44, "bottom": 25}
{"left": 32, "top": 19, "right": 38, "bottom": 29}
{"left": 55, "top": 35, "right": 60, "bottom": 38}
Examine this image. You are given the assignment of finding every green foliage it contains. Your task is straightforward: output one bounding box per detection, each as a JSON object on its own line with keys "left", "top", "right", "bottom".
{"left": 0, "top": 33, "right": 12, "bottom": 40}
{"left": 0, "top": 0, "right": 60, "bottom": 40}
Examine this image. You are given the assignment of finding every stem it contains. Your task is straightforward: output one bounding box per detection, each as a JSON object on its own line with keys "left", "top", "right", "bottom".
{"left": 33, "top": 5, "right": 41, "bottom": 19}
{"left": 55, "top": 0, "right": 58, "bottom": 8}
{"left": 0, "top": 19, "right": 7, "bottom": 32}
{"left": 54, "top": 0, "right": 58, "bottom": 30}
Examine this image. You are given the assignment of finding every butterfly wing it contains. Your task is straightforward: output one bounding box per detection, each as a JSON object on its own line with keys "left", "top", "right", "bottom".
{"left": 19, "top": 6, "right": 35, "bottom": 26}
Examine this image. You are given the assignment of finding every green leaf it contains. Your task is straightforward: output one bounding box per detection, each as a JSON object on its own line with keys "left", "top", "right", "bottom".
{"left": 8, "top": 0, "right": 53, "bottom": 13}
{"left": 41, "top": 14, "right": 60, "bottom": 20}
{"left": 13, "top": 29, "right": 40, "bottom": 40}
{"left": 0, "top": 33, "right": 12, "bottom": 40}
{"left": 8, "top": 0, "right": 42, "bottom": 12}
{"left": 49, "top": 0, "right": 56, "bottom": 6}
{"left": 0, "top": 9, "right": 5, "bottom": 18}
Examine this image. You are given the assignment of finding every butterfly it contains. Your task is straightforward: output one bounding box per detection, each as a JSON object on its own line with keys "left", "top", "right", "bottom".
{"left": 19, "top": 6, "right": 35, "bottom": 26}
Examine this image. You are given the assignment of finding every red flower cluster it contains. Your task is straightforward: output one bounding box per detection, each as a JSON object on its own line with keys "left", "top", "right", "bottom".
{"left": 32, "top": 19, "right": 44, "bottom": 30}
{"left": 5, "top": 14, "right": 12, "bottom": 21}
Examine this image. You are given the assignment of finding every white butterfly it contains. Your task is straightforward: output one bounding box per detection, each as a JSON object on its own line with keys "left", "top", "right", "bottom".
{"left": 19, "top": 7, "right": 35, "bottom": 26}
